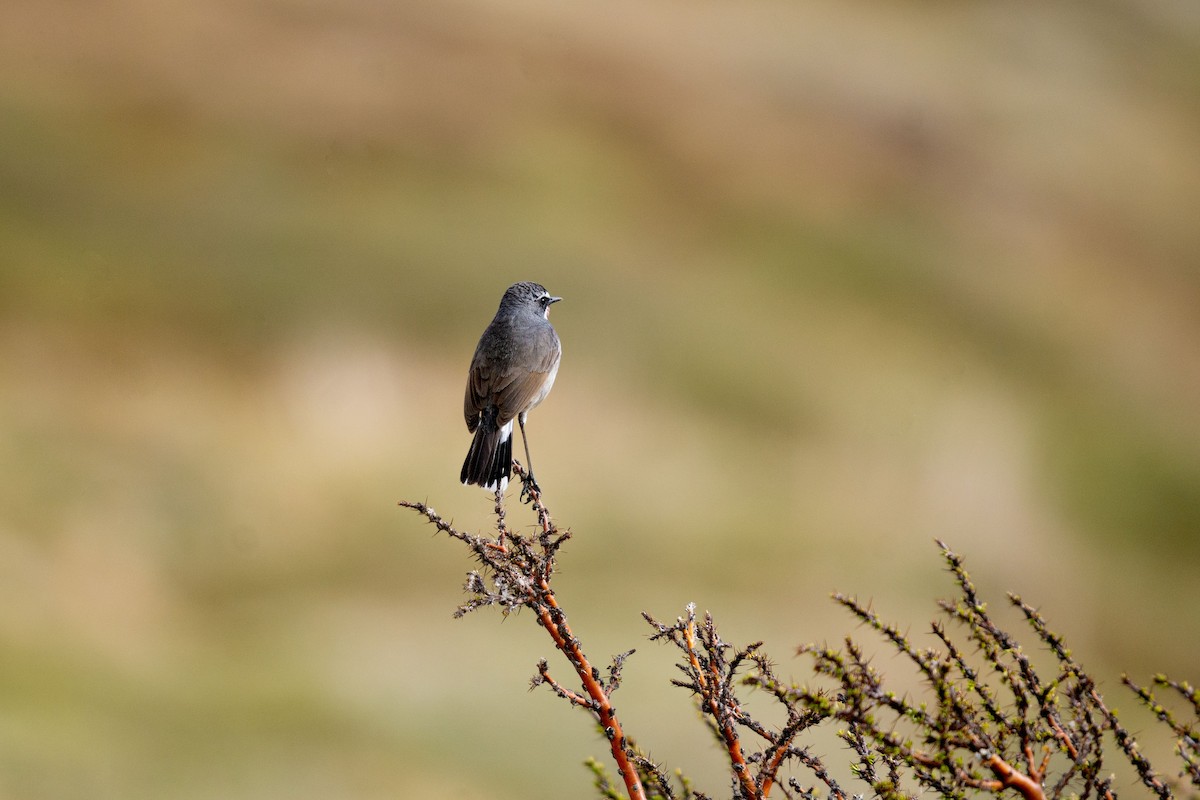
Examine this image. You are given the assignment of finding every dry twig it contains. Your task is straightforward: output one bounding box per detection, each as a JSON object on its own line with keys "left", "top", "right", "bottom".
{"left": 404, "top": 476, "right": 1198, "bottom": 800}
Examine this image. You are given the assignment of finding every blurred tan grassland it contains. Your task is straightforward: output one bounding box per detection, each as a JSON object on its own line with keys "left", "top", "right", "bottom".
{"left": 1, "top": 0, "right": 1199, "bottom": 798}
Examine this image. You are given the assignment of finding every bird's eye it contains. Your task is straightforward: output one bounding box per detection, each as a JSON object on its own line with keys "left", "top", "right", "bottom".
{"left": 539, "top": 296, "right": 550, "bottom": 305}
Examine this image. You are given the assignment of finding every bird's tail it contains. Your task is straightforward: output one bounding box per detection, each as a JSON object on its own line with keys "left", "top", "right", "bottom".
{"left": 460, "top": 415, "right": 513, "bottom": 492}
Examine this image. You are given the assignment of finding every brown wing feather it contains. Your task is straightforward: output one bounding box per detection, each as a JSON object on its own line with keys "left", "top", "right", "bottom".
{"left": 464, "top": 359, "right": 490, "bottom": 431}
{"left": 491, "top": 368, "right": 550, "bottom": 425}
{"left": 464, "top": 326, "right": 559, "bottom": 431}
{"left": 493, "top": 326, "right": 559, "bottom": 420}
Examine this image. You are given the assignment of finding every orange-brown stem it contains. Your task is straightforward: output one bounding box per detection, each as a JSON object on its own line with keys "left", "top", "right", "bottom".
{"left": 513, "top": 469, "right": 643, "bottom": 798}
{"left": 1049, "top": 718, "right": 1079, "bottom": 760}
{"left": 982, "top": 753, "right": 1046, "bottom": 800}
{"left": 759, "top": 739, "right": 794, "bottom": 797}
{"left": 683, "top": 616, "right": 759, "bottom": 799}
{"left": 535, "top": 589, "right": 645, "bottom": 800}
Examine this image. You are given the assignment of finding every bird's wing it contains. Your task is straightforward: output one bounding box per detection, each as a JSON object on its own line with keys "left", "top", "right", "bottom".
{"left": 489, "top": 328, "right": 561, "bottom": 426}
{"left": 464, "top": 355, "right": 492, "bottom": 431}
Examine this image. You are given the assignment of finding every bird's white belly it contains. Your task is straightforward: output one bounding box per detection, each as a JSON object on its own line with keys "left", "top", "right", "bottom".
{"left": 527, "top": 357, "right": 559, "bottom": 410}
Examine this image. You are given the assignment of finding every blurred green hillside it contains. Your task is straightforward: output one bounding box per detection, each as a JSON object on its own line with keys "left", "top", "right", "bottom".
{"left": 1, "top": 0, "right": 1198, "bottom": 798}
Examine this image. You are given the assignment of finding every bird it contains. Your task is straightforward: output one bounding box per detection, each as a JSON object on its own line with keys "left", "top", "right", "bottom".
{"left": 460, "top": 281, "right": 562, "bottom": 499}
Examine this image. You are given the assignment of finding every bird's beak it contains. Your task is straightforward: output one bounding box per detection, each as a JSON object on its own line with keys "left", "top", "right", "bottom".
{"left": 548, "top": 296, "right": 563, "bottom": 305}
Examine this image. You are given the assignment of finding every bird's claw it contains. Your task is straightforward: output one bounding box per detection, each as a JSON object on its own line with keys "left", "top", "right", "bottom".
{"left": 520, "top": 473, "right": 541, "bottom": 504}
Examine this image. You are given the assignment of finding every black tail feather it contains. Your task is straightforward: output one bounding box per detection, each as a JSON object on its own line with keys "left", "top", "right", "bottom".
{"left": 460, "top": 422, "right": 512, "bottom": 490}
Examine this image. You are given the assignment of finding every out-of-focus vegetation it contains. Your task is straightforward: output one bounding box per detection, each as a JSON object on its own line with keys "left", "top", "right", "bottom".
{"left": 0, "top": 0, "right": 1197, "bottom": 798}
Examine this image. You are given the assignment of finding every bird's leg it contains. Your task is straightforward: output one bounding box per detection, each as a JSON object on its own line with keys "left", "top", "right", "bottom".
{"left": 518, "top": 413, "right": 540, "bottom": 503}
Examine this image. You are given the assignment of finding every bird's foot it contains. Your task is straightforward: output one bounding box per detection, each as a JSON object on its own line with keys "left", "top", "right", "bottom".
{"left": 520, "top": 472, "right": 541, "bottom": 504}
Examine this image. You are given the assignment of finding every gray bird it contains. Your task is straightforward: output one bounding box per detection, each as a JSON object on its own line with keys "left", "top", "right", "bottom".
{"left": 461, "top": 282, "right": 562, "bottom": 497}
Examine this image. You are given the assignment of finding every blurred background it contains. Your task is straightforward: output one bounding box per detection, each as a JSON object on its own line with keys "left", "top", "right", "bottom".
{"left": 2, "top": 0, "right": 1199, "bottom": 797}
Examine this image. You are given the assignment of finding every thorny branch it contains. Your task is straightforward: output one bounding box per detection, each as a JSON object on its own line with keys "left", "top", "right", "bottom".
{"left": 1124, "top": 674, "right": 1200, "bottom": 790}
{"left": 402, "top": 462, "right": 650, "bottom": 800}
{"left": 404, "top": 476, "right": 1199, "bottom": 800}
{"left": 644, "top": 541, "right": 1197, "bottom": 800}
{"left": 645, "top": 604, "right": 836, "bottom": 800}
{"left": 779, "top": 541, "right": 1194, "bottom": 800}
